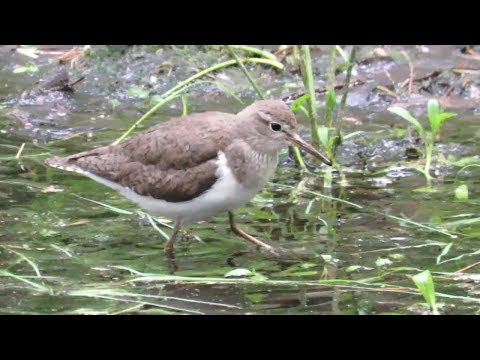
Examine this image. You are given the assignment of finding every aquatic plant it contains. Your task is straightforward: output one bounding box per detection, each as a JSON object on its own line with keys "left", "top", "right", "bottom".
{"left": 388, "top": 99, "right": 457, "bottom": 185}
{"left": 412, "top": 270, "right": 439, "bottom": 314}
{"left": 296, "top": 45, "right": 357, "bottom": 186}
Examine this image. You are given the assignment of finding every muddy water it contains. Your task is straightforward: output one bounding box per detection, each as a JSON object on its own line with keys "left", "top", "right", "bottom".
{"left": 1, "top": 45, "right": 480, "bottom": 315}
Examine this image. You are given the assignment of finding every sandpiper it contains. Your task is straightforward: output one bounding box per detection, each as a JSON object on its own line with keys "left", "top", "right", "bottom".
{"left": 46, "top": 100, "right": 332, "bottom": 254}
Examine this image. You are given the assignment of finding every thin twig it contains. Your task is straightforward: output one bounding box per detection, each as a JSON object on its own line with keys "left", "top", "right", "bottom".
{"left": 282, "top": 80, "right": 366, "bottom": 103}
{"left": 69, "top": 76, "right": 85, "bottom": 88}
{"left": 455, "top": 261, "right": 480, "bottom": 274}
{"left": 376, "top": 85, "right": 400, "bottom": 100}
{"left": 384, "top": 69, "right": 397, "bottom": 92}
{"left": 408, "top": 59, "right": 414, "bottom": 94}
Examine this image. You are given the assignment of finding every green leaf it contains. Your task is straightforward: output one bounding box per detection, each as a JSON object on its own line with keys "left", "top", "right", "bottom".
{"left": 427, "top": 99, "right": 440, "bottom": 129}
{"left": 128, "top": 86, "right": 150, "bottom": 99}
{"left": 345, "top": 265, "right": 362, "bottom": 273}
{"left": 300, "top": 262, "right": 317, "bottom": 269}
{"left": 245, "top": 293, "right": 265, "bottom": 303}
{"left": 388, "top": 253, "right": 405, "bottom": 260}
{"left": 291, "top": 94, "right": 310, "bottom": 112}
{"left": 13, "top": 64, "right": 39, "bottom": 74}
{"left": 328, "top": 135, "right": 340, "bottom": 152}
{"left": 325, "top": 90, "right": 337, "bottom": 113}
{"left": 412, "top": 270, "right": 438, "bottom": 314}
{"left": 455, "top": 184, "right": 469, "bottom": 201}
{"left": 438, "top": 112, "right": 456, "bottom": 122}
{"left": 388, "top": 106, "right": 425, "bottom": 137}
{"left": 13, "top": 67, "right": 28, "bottom": 73}
{"left": 108, "top": 99, "right": 121, "bottom": 108}
{"left": 427, "top": 99, "right": 456, "bottom": 138}
{"left": 447, "top": 156, "right": 480, "bottom": 167}
{"left": 394, "top": 128, "right": 407, "bottom": 138}
{"left": 250, "top": 273, "right": 268, "bottom": 282}
{"left": 318, "top": 126, "right": 329, "bottom": 147}
{"left": 224, "top": 268, "right": 253, "bottom": 278}
{"left": 375, "top": 257, "right": 393, "bottom": 267}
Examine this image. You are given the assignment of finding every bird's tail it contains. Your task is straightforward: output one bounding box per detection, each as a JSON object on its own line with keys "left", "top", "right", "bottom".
{"left": 45, "top": 156, "right": 88, "bottom": 175}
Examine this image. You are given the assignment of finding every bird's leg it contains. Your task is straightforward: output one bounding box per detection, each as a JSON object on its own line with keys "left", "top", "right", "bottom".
{"left": 164, "top": 221, "right": 181, "bottom": 256}
{"left": 228, "top": 211, "right": 275, "bottom": 252}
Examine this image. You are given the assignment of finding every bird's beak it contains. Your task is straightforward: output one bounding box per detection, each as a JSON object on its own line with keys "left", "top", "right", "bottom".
{"left": 286, "top": 132, "right": 332, "bottom": 166}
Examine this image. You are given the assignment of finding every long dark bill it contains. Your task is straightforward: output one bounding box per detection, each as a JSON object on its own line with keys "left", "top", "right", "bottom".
{"left": 287, "top": 133, "right": 332, "bottom": 166}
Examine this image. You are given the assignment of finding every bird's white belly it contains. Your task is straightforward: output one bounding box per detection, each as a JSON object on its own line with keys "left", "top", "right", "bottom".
{"left": 85, "top": 151, "right": 272, "bottom": 225}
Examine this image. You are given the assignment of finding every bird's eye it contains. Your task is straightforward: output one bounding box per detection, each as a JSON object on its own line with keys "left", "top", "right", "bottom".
{"left": 270, "top": 122, "right": 282, "bottom": 132}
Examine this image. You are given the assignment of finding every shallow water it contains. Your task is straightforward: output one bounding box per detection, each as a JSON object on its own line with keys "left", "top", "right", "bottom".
{"left": 1, "top": 45, "right": 480, "bottom": 315}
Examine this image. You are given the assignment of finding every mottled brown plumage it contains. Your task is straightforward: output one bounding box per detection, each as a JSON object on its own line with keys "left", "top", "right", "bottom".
{"left": 48, "top": 111, "right": 235, "bottom": 202}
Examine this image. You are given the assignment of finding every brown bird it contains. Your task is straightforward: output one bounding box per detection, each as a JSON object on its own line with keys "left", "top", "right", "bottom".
{"left": 46, "top": 100, "right": 331, "bottom": 255}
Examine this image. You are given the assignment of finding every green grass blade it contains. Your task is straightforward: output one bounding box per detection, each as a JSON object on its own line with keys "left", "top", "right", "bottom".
{"left": 388, "top": 106, "right": 425, "bottom": 137}
{"left": 72, "top": 194, "right": 134, "bottom": 215}
{"left": 436, "top": 243, "right": 453, "bottom": 264}
{"left": 4, "top": 248, "right": 42, "bottom": 277}
{"left": 290, "top": 94, "right": 310, "bottom": 112}
{"left": 412, "top": 270, "right": 439, "bottom": 314}
{"left": 145, "top": 213, "right": 170, "bottom": 241}
{"left": 229, "top": 45, "right": 279, "bottom": 62}
{"left": 0, "top": 270, "right": 52, "bottom": 293}
{"left": 385, "top": 214, "right": 457, "bottom": 238}
{"left": 427, "top": 99, "right": 456, "bottom": 139}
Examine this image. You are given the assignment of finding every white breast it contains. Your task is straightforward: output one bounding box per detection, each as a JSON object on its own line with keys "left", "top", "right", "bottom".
{"left": 85, "top": 151, "right": 270, "bottom": 225}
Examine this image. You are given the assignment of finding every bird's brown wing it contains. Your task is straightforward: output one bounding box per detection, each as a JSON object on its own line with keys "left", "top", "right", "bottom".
{"left": 46, "top": 111, "right": 235, "bottom": 202}
{"left": 121, "top": 111, "right": 235, "bottom": 170}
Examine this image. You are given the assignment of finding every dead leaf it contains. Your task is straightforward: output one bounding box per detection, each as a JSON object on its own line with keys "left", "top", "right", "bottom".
{"left": 63, "top": 219, "right": 90, "bottom": 227}
{"left": 57, "top": 47, "right": 82, "bottom": 62}
{"left": 57, "top": 47, "right": 86, "bottom": 69}
{"left": 342, "top": 116, "right": 363, "bottom": 125}
{"left": 16, "top": 47, "right": 39, "bottom": 59}
{"left": 373, "top": 47, "right": 389, "bottom": 57}
{"left": 41, "top": 185, "right": 64, "bottom": 193}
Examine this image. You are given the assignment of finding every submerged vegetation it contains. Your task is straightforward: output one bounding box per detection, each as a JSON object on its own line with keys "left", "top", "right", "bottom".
{"left": 1, "top": 45, "right": 480, "bottom": 314}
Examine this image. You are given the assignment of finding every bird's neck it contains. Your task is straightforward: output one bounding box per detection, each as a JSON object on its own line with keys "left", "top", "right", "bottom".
{"left": 225, "top": 139, "right": 278, "bottom": 190}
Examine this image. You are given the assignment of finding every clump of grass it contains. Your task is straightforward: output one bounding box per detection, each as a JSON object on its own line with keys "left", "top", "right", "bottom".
{"left": 388, "top": 99, "right": 457, "bottom": 185}
{"left": 296, "top": 45, "right": 357, "bottom": 186}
